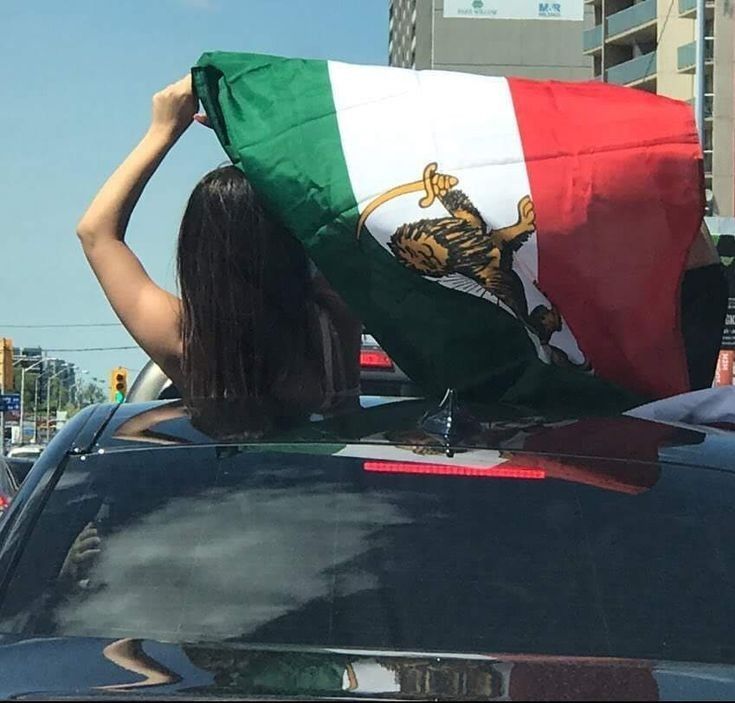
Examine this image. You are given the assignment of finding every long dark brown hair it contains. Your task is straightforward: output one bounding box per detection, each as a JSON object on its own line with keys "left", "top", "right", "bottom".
{"left": 176, "top": 166, "right": 323, "bottom": 432}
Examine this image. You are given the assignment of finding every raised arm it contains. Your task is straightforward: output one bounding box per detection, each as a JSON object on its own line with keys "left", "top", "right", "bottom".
{"left": 76, "top": 75, "right": 201, "bottom": 378}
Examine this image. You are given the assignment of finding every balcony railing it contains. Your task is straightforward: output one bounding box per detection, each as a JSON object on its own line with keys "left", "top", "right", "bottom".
{"left": 704, "top": 150, "right": 713, "bottom": 174}
{"left": 583, "top": 24, "right": 603, "bottom": 52}
{"left": 678, "top": 37, "right": 714, "bottom": 71}
{"left": 607, "top": 0, "right": 657, "bottom": 39}
{"left": 606, "top": 52, "right": 657, "bottom": 85}
{"left": 680, "top": 0, "right": 714, "bottom": 16}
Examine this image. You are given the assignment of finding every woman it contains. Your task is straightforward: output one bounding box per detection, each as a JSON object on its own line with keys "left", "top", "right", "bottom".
{"left": 79, "top": 73, "right": 725, "bottom": 429}
{"left": 77, "top": 75, "right": 360, "bottom": 434}
{"left": 681, "top": 219, "right": 728, "bottom": 390}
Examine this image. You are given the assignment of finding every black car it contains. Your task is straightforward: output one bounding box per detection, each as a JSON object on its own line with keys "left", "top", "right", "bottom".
{"left": 4, "top": 457, "right": 35, "bottom": 485}
{"left": 0, "top": 396, "right": 734, "bottom": 699}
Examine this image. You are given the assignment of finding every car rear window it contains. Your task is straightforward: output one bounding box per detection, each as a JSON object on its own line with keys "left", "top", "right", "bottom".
{"left": 1, "top": 445, "right": 734, "bottom": 664}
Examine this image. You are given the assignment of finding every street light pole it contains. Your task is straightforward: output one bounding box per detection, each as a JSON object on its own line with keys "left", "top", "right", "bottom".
{"left": 75, "top": 369, "right": 89, "bottom": 410}
{"left": 45, "top": 376, "right": 52, "bottom": 444}
{"left": 18, "top": 357, "right": 57, "bottom": 446}
{"left": 5, "top": 357, "right": 30, "bottom": 452}
{"left": 33, "top": 376, "right": 40, "bottom": 444}
{"left": 45, "top": 365, "right": 70, "bottom": 444}
{"left": 66, "top": 367, "right": 89, "bottom": 414}
{"left": 20, "top": 360, "right": 41, "bottom": 447}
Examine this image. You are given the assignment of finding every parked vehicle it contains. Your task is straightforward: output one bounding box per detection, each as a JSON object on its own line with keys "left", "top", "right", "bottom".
{"left": 0, "top": 457, "right": 19, "bottom": 516}
{"left": 0, "top": 396, "right": 733, "bottom": 698}
{"left": 357, "top": 334, "right": 416, "bottom": 396}
{"left": 7, "top": 444, "right": 44, "bottom": 461}
{"left": 4, "top": 457, "right": 34, "bottom": 485}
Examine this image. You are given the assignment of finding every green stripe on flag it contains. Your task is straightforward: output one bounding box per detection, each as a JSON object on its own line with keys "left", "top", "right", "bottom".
{"left": 193, "top": 52, "right": 642, "bottom": 415}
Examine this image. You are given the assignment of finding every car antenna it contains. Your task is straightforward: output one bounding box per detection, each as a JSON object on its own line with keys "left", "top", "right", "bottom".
{"left": 419, "top": 389, "right": 480, "bottom": 457}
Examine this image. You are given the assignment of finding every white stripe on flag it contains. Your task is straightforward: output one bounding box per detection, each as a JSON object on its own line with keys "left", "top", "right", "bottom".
{"left": 333, "top": 442, "right": 507, "bottom": 468}
{"left": 328, "top": 60, "right": 584, "bottom": 365}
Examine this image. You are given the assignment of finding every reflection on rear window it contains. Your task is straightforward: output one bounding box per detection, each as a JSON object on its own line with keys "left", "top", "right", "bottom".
{"left": 1, "top": 446, "right": 735, "bottom": 664}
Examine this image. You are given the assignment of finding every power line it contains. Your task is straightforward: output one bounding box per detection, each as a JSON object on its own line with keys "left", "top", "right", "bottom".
{"left": 1, "top": 323, "right": 123, "bottom": 329}
{"left": 658, "top": 0, "right": 677, "bottom": 45}
{"left": 43, "top": 346, "right": 139, "bottom": 352}
{"left": 646, "top": 0, "right": 676, "bottom": 77}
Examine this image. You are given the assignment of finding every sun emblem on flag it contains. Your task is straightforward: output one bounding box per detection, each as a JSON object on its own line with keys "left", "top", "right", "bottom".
{"left": 357, "top": 163, "right": 587, "bottom": 369}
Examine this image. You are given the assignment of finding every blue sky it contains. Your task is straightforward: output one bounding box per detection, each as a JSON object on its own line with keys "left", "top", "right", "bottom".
{"left": 1, "top": 0, "right": 388, "bottom": 385}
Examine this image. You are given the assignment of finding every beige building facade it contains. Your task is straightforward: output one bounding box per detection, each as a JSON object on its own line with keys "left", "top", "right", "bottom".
{"left": 389, "top": 1, "right": 733, "bottom": 216}
{"left": 389, "top": 0, "right": 593, "bottom": 80}
{"left": 584, "top": 0, "right": 734, "bottom": 216}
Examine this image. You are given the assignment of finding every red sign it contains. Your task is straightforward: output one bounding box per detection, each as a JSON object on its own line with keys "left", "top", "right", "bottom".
{"left": 715, "top": 350, "right": 734, "bottom": 386}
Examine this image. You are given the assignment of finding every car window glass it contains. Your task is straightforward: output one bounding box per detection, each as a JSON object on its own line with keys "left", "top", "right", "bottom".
{"left": 10, "top": 451, "right": 39, "bottom": 460}
{"left": 1, "top": 447, "right": 735, "bottom": 665}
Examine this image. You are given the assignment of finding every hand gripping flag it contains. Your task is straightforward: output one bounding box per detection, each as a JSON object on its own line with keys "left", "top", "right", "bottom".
{"left": 192, "top": 52, "right": 704, "bottom": 414}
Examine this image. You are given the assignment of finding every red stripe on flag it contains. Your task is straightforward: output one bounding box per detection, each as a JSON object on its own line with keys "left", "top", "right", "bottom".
{"left": 508, "top": 79, "right": 703, "bottom": 399}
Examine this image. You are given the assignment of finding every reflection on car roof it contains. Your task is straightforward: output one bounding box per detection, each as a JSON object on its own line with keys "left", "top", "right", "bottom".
{"left": 88, "top": 396, "right": 735, "bottom": 475}
{"left": 627, "top": 387, "right": 735, "bottom": 430}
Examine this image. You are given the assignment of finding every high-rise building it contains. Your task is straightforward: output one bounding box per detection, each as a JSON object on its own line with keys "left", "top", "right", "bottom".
{"left": 583, "top": 0, "right": 734, "bottom": 216}
{"left": 389, "top": 1, "right": 733, "bottom": 217}
{"left": 389, "top": 0, "right": 593, "bottom": 80}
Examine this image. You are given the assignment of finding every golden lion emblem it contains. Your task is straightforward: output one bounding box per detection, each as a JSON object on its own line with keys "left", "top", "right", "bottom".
{"left": 358, "top": 163, "right": 581, "bottom": 360}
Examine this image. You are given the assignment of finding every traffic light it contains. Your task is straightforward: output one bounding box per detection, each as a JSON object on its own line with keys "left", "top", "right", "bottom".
{"left": 110, "top": 367, "right": 128, "bottom": 403}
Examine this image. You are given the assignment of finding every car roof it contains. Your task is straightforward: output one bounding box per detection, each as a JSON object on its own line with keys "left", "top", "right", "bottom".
{"left": 75, "top": 397, "right": 735, "bottom": 474}
{"left": 0, "top": 637, "right": 733, "bottom": 700}
{"left": 5, "top": 400, "right": 734, "bottom": 676}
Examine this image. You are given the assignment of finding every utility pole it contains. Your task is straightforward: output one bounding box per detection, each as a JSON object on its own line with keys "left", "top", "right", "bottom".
{"left": 694, "top": 0, "right": 706, "bottom": 145}
{"left": 45, "top": 365, "right": 67, "bottom": 444}
{"left": 45, "top": 373, "right": 52, "bottom": 444}
{"left": 0, "top": 338, "right": 14, "bottom": 454}
{"left": 19, "top": 356, "right": 56, "bottom": 446}
{"left": 33, "top": 376, "right": 40, "bottom": 444}
{"left": 19, "top": 361, "right": 36, "bottom": 447}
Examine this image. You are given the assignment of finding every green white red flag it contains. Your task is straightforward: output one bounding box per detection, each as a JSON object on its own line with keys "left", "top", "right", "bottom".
{"left": 193, "top": 52, "right": 703, "bottom": 412}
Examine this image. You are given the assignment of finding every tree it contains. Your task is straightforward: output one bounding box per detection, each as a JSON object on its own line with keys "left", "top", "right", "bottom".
{"left": 65, "top": 380, "right": 106, "bottom": 418}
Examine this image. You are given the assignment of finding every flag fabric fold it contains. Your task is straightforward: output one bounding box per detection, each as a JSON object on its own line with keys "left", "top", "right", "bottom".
{"left": 192, "top": 51, "right": 703, "bottom": 414}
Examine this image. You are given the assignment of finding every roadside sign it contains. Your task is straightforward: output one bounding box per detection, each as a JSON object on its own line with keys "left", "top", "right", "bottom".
{"left": 443, "top": 0, "right": 583, "bottom": 21}
{"left": 723, "top": 299, "right": 735, "bottom": 351}
{"left": 0, "top": 394, "right": 21, "bottom": 413}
